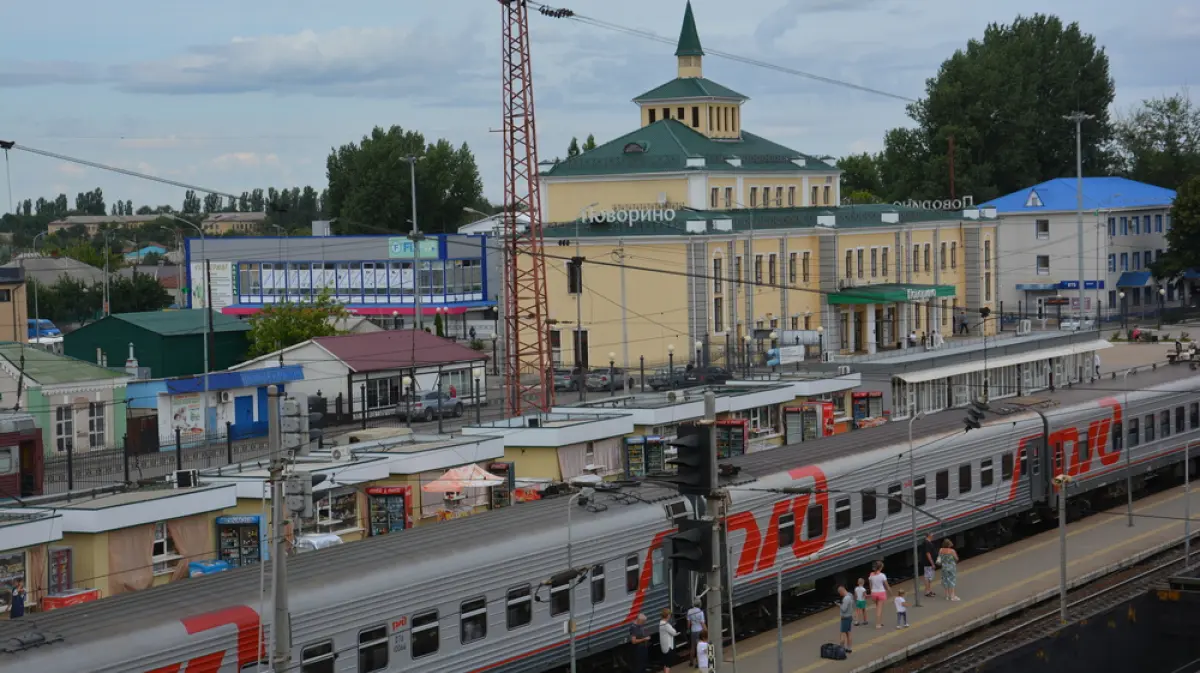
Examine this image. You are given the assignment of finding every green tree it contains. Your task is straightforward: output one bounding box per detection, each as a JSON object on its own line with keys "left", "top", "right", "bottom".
{"left": 108, "top": 272, "right": 172, "bottom": 314}
{"left": 837, "top": 153, "right": 884, "bottom": 198}
{"left": 326, "top": 125, "right": 484, "bottom": 234}
{"left": 878, "top": 14, "right": 1114, "bottom": 203}
{"left": 1113, "top": 93, "right": 1200, "bottom": 190}
{"left": 56, "top": 242, "right": 123, "bottom": 270}
{"left": 433, "top": 311, "right": 445, "bottom": 337}
{"left": 246, "top": 289, "right": 349, "bottom": 357}
{"left": 1150, "top": 175, "right": 1200, "bottom": 281}
{"left": 583, "top": 134, "right": 597, "bottom": 152}
{"left": 567, "top": 137, "right": 581, "bottom": 158}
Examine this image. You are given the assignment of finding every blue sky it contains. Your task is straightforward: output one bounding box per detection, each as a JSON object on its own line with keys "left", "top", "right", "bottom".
{"left": 2, "top": 0, "right": 1197, "bottom": 214}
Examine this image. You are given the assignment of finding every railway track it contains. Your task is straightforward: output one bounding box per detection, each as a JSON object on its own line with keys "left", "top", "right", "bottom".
{"left": 882, "top": 542, "right": 1193, "bottom": 673}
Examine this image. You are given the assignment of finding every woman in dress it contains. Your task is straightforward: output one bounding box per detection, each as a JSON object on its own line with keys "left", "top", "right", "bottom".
{"left": 938, "top": 539, "right": 960, "bottom": 601}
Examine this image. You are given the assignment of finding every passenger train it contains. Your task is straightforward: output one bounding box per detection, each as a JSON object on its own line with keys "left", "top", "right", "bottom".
{"left": 3, "top": 376, "right": 1200, "bottom": 673}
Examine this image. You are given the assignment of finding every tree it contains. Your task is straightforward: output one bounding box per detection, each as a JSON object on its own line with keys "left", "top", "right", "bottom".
{"left": 433, "top": 311, "right": 445, "bottom": 337}
{"left": 1150, "top": 175, "right": 1200, "bottom": 281}
{"left": 583, "top": 134, "right": 597, "bottom": 152}
{"left": 246, "top": 289, "right": 349, "bottom": 357}
{"left": 326, "top": 125, "right": 484, "bottom": 234}
{"left": 567, "top": 137, "right": 581, "bottom": 158}
{"left": 878, "top": 14, "right": 1115, "bottom": 203}
{"left": 107, "top": 272, "right": 171, "bottom": 314}
{"left": 837, "top": 153, "right": 884, "bottom": 199}
{"left": 202, "top": 192, "right": 222, "bottom": 213}
{"left": 1113, "top": 93, "right": 1200, "bottom": 191}
{"left": 182, "top": 190, "right": 202, "bottom": 214}
{"left": 74, "top": 188, "right": 106, "bottom": 215}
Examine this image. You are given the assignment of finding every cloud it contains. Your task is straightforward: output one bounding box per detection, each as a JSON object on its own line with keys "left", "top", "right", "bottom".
{"left": 0, "top": 60, "right": 98, "bottom": 87}
{"left": 211, "top": 152, "right": 280, "bottom": 169}
{"left": 55, "top": 163, "right": 86, "bottom": 177}
{"left": 754, "top": 0, "right": 892, "bottom": 44}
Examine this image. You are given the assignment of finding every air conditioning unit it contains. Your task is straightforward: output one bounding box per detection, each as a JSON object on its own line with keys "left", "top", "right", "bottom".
{"left": 1017, "top": 319, "right": 1032, "bottom": 336}
{"left": 219, "top": 391, "right": 233, "bottom": 403}
{"left": 836, "top": 365, "right": 851, "bottom": 376}
{"left": 174, "top": 469, "right": 199, "bottom": 488}
{"left": 329, "top": 446, "right": 353, "bottom": 462}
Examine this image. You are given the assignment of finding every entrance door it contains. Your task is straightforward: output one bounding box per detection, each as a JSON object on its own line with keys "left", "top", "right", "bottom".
{"left": 234, "top": 395, "right": 254, "bottom": 435}
{"left": 18, "top": 440, "right": 42, "bottom": 497}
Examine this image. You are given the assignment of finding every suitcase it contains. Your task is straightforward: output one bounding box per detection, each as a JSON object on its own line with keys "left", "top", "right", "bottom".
{"left": 820, "top": 642, "right": 847, "bottom": 660}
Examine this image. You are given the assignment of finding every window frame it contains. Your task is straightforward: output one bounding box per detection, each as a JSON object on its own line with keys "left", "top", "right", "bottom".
{"left": 357, "top": 625, "right": 389, "bottom": 673}
{"left": 778, "top": 512, "right": 796, "bottom": 547}
{"left": 506, "top": 585, "right": 533, "bottom": 630}
{"left": 410, "top": 610, "right": 440, "bottom": 659}
{"left": 861, "top": 488, "right": 877, "bottom": 522}
{"left": 300, "top": 641, "right": 336, "bottom": 673}
{"left": 549, "top": 575, "right": 571, "bottom": 616}
{"left": 886, "top": 483, "right": 903, "bottom": 515}
{"left": 914, "top": 476, "right": 927, "bottom": 507}
{"left": 980, "top": 459, "right": 994, "bottom": 488}
{"left": 625, "top": 554, "right": 640, "bottom": 593}
{"left": 590, "top": 564, "right": 606, "bottom": 605}
{"left": 460, "top": 596, "right": 488, "bottom": 644}
{"left": 834, "top": 497, "right": 851, "bottom": 530}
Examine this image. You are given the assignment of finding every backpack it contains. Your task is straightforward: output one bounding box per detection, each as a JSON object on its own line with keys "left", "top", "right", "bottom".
{"left": 820, "top": 642, "right": 847, "bottom": 660}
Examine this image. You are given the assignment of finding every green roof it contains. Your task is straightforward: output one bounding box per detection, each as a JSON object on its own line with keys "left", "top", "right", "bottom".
{"left": 634, "top": 77, "right": 746, "bottom": 103}
{"left": 112, "top": 309, "right": 250, "bottom": 336}
{"left": 0, "top": 342, "right": 127, "bottom": 385}
{"left": 543, "top": 203, "right": 977, "bottom": 239}
{"left": 675, "top": 1, "right": 704, "bottom": 57}
{"left": 541, "top": 119, "right": 832, "bottom": 178}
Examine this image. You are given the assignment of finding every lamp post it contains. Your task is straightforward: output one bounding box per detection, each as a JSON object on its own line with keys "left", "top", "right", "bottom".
{"left": 695, "top": 339, "right": 703, "bottom": 368}
{"left": 1119, "top": 291, "right": 1127, "bottom": 332}
{"left": 908, "top": 411, "right": 924, "bottom": 607}
{"left": 403, "top": 155, "right": 425, "bottom": 332}
{"left": 769, "top": 330, "right": 778, "bottom": 374}
{"left": 607, "top": 352, "right": 616, "bottom": 397}
{"left": 28, "top": 232, "right": 46, "bottom": 341}
{"left": 402, "top": 376, "right": 413, "bottom": 428}
{"left": 816, "top": 325, "right": 824, "bottom": 361}
{"left": 742, "top": 334, "right": 752, "bottom": 378}
{"left": 164, "top": 213, "right": 210, "bottom": 441}
{"left": 667, "top": 344, "right": 675, "bottom": 390}
{"left": 1159, "top": 287, "right": 1167, "bottom": 329}
{"left": 565, "top": 487, "right": 595, "bottom": 673}
{"left": 392, "top": 310, "right": 399, "bottom": 331}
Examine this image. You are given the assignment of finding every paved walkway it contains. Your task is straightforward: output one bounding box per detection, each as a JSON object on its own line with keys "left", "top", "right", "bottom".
{"left": 725, "top": 485, "right": 1200, "bottom": 673}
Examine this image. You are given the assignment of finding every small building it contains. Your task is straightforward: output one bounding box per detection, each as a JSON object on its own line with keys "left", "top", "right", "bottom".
{"left": 0, "top": 343, "right": 129, "bottom": 456}
{"left": 64, "top": 310, "right": 251, "bottom": 378}
{"left": 3, "top": 255, "right": 105, "bottom": 287}
{"left": 461, "top": 412, "right": 636, "bottom": 482}
{"left": 46, "top": 214, "right": 164, "bottom": 236}
{"left": 123, "top": 245, "right": 168, "bottom": 263}
{"left": 200, "top": 212, "right": 268, "bottom": 235}
{"left": 231, "top": 330, "right": 489, "bottom": 422}
{"left": 0, "top": 267, "right": 27, "bottom": 343}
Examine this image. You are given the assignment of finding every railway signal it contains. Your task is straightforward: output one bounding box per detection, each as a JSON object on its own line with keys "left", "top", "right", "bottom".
{"left": 964, "top": 399, "right": 990, "bottom": 431}
{"left": 663, "top": 421, "right": 715, "bottom": 496}
{"left": 666, "top": 518, "right": 715, "bottom": 573}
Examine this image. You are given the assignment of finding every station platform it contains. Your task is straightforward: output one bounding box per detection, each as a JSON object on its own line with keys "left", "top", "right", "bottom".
{"left": 723, "top": 484, "right": 1200, "bottom": 673}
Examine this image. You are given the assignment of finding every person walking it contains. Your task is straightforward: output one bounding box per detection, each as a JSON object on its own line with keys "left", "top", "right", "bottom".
{"left": 853, "top": 577, "right": 869, "bottom": 625}
{"left": 922, "top": 532, "right": 938, "bottom": 597}
{"left": 1094, "top": 352, "right": 1102, "bottom": 378}
{"left": 894, "top": 590, "right": 909, "bottom": 628}
{"left": 686, "top": 600, "right": 706, "bottom": 666}
{"left": 696, "top": 629, "right": 712, "bottom": 672}
{"left": 629, "top": 613, "right": 651, "bottom": 672}
{"left": 657, "top": 608, "right": 678, "bottom": 672}
{"left": 867, "top": 561, "right": 891, "bottom": 629}
{"left": 938, "top": 539, "right": 961, "bottom": 601}
{"left": 837, "top": 585, "right": 854, "bottom": 653}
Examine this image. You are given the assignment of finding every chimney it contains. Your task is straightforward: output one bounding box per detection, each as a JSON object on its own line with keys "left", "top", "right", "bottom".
{"left": 125, "top": 342, "right": 140, "bottom": 377}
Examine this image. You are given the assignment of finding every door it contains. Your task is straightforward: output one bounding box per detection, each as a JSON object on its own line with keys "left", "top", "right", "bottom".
{"left": 234, "top": 395, "right": 254, "bottom": 433}
{"left": 18, "top": 440, "right": 42, "bottom": 497}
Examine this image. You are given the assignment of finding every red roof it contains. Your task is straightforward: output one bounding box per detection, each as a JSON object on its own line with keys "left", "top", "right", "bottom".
{"left": 312, "top": 330, "right": 488, "bottom": 372}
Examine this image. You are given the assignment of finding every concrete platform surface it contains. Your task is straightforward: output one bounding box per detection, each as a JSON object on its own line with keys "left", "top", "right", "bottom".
{"left": 723, "top": 484, "right": 1200, "bottom": 673}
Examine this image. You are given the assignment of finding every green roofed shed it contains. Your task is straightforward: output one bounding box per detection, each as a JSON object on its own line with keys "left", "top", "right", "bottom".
{"left": 64, "top": 309, "right": 251, "bottom": 378}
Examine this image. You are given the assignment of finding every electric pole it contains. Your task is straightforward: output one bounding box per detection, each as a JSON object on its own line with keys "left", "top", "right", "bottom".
{"left": 267, "top": 385, "right": 291, "bottom": 669}
{"left": 405, "top": 156, "right": 424, "bottom": 332}
{"left": 704, "top": 390, "right": 724, "bottom": 669}
{"left": 1066, "top": 111, "right": 1094, "bottom": 324}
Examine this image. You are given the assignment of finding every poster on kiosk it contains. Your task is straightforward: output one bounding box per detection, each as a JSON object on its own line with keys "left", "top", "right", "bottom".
{"left": 785, "top": 401, "right": 835, "bottom": 442}
{"left": 215, "top": 515, "right": 266, "bottom": 567}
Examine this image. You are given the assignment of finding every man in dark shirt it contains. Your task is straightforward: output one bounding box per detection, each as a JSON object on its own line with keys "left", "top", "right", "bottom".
{"left": 629, "top": 613, "right": 650, "bottom": 672}
{"left": 922, "top": 532, "right": 938, "bottom": 597}
{"left": 8, "top": 581, "right": 26, "bottom": 618}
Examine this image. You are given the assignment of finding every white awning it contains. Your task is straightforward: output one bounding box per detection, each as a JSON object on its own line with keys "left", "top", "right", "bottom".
{"left": 895, "top": 340, "right": 1112, "bottom": 384}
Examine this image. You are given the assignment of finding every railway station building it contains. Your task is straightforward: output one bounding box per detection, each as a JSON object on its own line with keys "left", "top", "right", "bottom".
{"left": 535, "top": 2, "right": 999, "bottom": 374}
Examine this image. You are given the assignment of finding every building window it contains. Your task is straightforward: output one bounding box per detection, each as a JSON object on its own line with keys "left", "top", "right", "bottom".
{"left": 677, "top": 106, "right": 685, "bottom": 120}
{"left": 48, "top": 547, "right": 72, "bottom": 594}
{"left": 1120, "top": 217, "right": 1128, "bottom": 235}
{"left": 923, "top": 243, "right": 931, "bottom": 272}
{"left": 648, "top": 108, "right": 657, "bottom": 123}
{"left": 710, "top": 187, "right": 719, "bottom": 208}
{"left": 788, "top": 186, "right": 796, "bottom": 206}
{"left": 713, "top": 258, "right": 723, "bottom": 294}
{"left": 724, "top": 187, "right": 732, "bottom": 208}
{"left": 845, "top": 250, "right": 853, "bottom": 279}
{"left": 0, "top": 289, "right": 10, "bottom": 302}
{"left": 1108, "top": 217, "right": 1116, "bottom": 236}
{"left": 755, "top": 255, "right": 763, "bottom": 283}
{"left": 1035, "top": 219, "right": 1050, "bottom": 239}
{"left": 912, "top": 245, "right": 920, "bottom": 274}
{"left": 1156, "top": 214, "right": 1164, "bottom": 232}
{"left": 54, "top": 406, "right": 73, "bottom": 453}
{"left": 734, "top": 257, "right": 742, "bottom": 286}
{"left": 1108, "top": 254, "right": 1116, "bottom": 272}
{"left": 811, "top": 185, "right": 819, "bottom": 205}
{"left": 802, "top": 251, "right": 811, "bottom": 282}
{"left": 365, "top": 377, "right": 399, "bottom": 410}
{"left": 823, "top": 185, "right": 831, "bottom": 205}
{"left": 984, "top": 239, "right": 992, "bottom": 270}
{"left": 691, "top": 106, "right": 700, "bottom": 128}
{"left": 856, "top": 248, "right": 864, "bottom": 279}
{"left": 881, "top": 247, "right": 889, "bottom": 276}
{"left": 153, "top": 521, "right": 180, "bottom": 575}
{"left": 940, "top": 242, "right": 947, "bottom": 270}
{"left": 1120, "top": 253, "right": 1128, "bottom": 271}
{"left": 788, "top": 253, "right": 797, "bottom": 284}
{"left": 985, "top": 272, "right": 993, "bottom": 301}
{"left": 941, "top": 299, "right": 948, "bottom": 325}
{"left": 88, "top": 401, "right": 105, "bottom": 448}
{"left": 750, "top": 187, "right": 758, "bottom": 207}
{"left": 768, "top": 255, "right": 777, "bottom": 284}
{"left": 714, "top": 298, "right": 724, "bottom": 332}
{"left": 1133, "top": 216, "right": 1141, "bottom": 234}
{"left": 1133, "top": 251, "right": 1141, "bottom": 270}
{"left": 871, "top": 248, "right": 878, "bottom": 278}
{"left": 1036, "top": 255, "right": 1050, "bottom": 275}
{"left": 950, "top": 242, "right": 957, "bottom": 269}
{"left": 773, "top": 186, "right": 782, "bottom": 207}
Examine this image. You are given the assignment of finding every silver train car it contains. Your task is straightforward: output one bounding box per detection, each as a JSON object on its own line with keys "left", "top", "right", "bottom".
{"left": 3, "top": 375, "right": 1198, "bottom": 673}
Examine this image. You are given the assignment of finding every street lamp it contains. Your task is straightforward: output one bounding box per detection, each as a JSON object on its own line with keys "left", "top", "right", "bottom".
{"left": 391, "top": 310, "right": 399, "bottom": 331}
{"left": 742, "top": 334, "right": 752, "bottom": 378}
{"left": 816, "top": 325, "right": 824, "bottom": 361}
{"left": 607, "top": 352, "right": 616, "bottom": 396}
{"left": 694, "top": 339, "right": 703, "bottom": 368}
{"left": 1158, "top": 287, "right": 1167, "bottom": 329}
{"left": 667, "top": 344, "right": 675, "bottom": 389}
{"left": 163, "top": 213, "right": 210, "bottom": 441}
{"left": 1118, "top": 291, "right": 1127, "bottom": 332}
{"left": 769, "top": 330, "right": 779, "bottom": 374}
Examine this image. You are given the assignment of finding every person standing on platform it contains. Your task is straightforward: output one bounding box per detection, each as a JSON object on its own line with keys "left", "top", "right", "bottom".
{"left": 868, "top": 561, "right": 891, "bottom": 629}
{"left": 629, "top": 613, "right": 650, "bottom": 672}
{"left": 696, "top": 629, "right": 712, "bottom": 672}
{"left": 922, "top": 532, "right": 938, "bottom": 597}
{"left": 686, "top": 600, "right": 706, "bottom": 666}
{"left": 938, "top": 539, "right": 961, "bottom": 601}
{"left": 7, "top": 581, "right": 25, "bottom": 619}
{"left": 853, "top": 577, "right": 868, "bottom": 625}
{"left": 657, "top": 608, "right": 678, "bottom": 673}
{"left": 837, "top": 585, "right": 854, "bottom": 653}
{"left": 894, "top": 590, "right": 909, "bottom": 628}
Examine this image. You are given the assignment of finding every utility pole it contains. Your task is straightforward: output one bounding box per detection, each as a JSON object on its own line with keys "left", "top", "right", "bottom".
{"left": 1066, "top": 112, "right": 1094, "bottom": 323}
{"left": 406, "top": 156, "right": 424, "bottom": 332}
{"left": 267, "top": 385, "right": 291, "bottom": 669}
{"left": 1056, "top": 472, "right": 1072, "bottom": 623}
{"left": 618, "top": 237, "right": 630, "bottom": 393}
{"left": 204, "top": 258, "right": 213, "bottom": 440}
{"left": 575, "top": 216, "right": 586, "bottom": 403}
{"left": 704, "top": 390, "right": 724, "bottom": 670}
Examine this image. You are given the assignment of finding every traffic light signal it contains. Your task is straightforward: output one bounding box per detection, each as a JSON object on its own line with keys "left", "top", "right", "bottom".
{"left": 284, "top": 471, "right": 327, "bottom": 518}
{"left": 557, "top": 239, "right": 572, "bottom": 247}
{"left": 567, "top": 256, "right": 584, "bottom": 293}
{"left": 964, "top": 399, "right": 989, "bottom": 432}
{"left": 281, "top": 394, "right": 310, "bottom": 456}
{"left": 979, "top": 307, "right": 991, "bottom": 319}
{"left": 666, "top": 518, "right": 714, "bottom": 573}
{"left": 663, "top": 422, "right": 714, "bottom": 496}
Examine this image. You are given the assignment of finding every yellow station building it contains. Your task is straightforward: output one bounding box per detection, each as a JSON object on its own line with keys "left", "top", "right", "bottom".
{"left": 536, "top": 2, "right": 999, "bottom": 371}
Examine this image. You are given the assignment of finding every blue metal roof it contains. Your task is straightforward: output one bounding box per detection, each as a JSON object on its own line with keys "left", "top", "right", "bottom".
{"left": 165, "top": 364, "right": 304, "bottom": 394}
{"left": 981, "top": 177, "right": 1176, "bottom": 213}
{"left": 1116, "top": 271, "right": 1152, "bottom": 288}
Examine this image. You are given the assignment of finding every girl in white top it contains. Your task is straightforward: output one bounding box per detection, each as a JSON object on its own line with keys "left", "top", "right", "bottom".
{"left": 868, "top": 561, "right": 891, "bottom": 629}
{"left": 696, "top": 629, "right": 712, "bottom": 672}
{"left": 658, "top": 608, "right": 678, "bottom": 672}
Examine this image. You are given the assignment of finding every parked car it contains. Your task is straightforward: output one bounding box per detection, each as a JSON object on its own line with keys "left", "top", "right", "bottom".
{"left": 401, "top": 391, "right": 463, "bottom": 421}
{"left": 683, "top": 366, "right": 733, "bottom": 386}
{"left": 646, "top": 367, "right": 689, "bottom": 390}
{"left": 586, "top": 367, "right": 627, "bottom": 391}
{"left": 1059, "top": 316, "right": 1095, "bottom": 331}
{"left": 554, "top": 367, "right": 586, "bottom": 391}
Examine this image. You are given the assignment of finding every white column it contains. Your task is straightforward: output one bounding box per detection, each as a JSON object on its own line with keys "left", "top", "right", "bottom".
{"left": 899, "top": 302, "right": 909, "bottom": 350}
{"left": 865, "top": 303, "right": 877, "bottom": 354}
{"left": 848, "top": 309, "right": 858, "bottom": 352}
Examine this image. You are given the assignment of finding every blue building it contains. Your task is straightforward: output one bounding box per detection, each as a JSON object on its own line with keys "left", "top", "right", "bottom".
{"left": 981, "top": 177, "right": 1179, "bottom": 317}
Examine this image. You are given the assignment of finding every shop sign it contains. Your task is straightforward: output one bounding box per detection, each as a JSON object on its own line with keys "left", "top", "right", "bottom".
{"left": 387, "top": 238, "right": 440, "bottom": 259}
{"left": 892, "top": 196, "right": 976, "bottom": 210}
{"left": 216, "top": 515, "right": 261, "bottom": 525}
{"left": 366, "top": 486, "right": 409, "bottom": 496}
{"left": 582, "top": 205, "right": 677, "bottom": 224}
{"left": 905, "top": 288, "right": 937, "bottom": 301}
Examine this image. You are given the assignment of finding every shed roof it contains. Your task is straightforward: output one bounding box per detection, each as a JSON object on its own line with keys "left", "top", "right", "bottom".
{"left": 109, "top": 310, "right": 249, "bottom": 336}
{"left": 313, "top": 330, "right": 487, "bottom": 373}
{"left": 0, "top": 342, "right": 127, "bottom": 385}
{"left": 981, "top": 177, "right": 1176, "bottom": 213}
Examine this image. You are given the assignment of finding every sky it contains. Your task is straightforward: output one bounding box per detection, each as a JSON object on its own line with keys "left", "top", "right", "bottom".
{"left": 1, "top": 0, "right": 1197, "bottom": 215}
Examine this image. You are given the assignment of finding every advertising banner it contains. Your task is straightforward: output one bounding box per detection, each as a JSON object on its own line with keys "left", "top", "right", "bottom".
{"left": 170, "top": 393, "right": 205, "bottom": 437}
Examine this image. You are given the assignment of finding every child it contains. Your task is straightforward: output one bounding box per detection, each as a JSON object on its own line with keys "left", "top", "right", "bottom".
{"left": 696, "top": 629, "right": 712, "bottom": 672}
{"left": 894, "top": 590, "right": 908, "bottom": 628}
{"left": 853, "top": 577, "right": 868, "bottom": 626}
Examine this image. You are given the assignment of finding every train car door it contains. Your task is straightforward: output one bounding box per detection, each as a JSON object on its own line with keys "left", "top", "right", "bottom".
{"left": 1028, "top": 437, "right": 1049, "bottom": 504}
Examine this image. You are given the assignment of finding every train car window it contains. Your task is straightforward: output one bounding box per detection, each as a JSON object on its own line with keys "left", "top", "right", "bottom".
{"left": 506, "top": 586, "right": 532, "bottom": 629}
{"left": 805, "top": 504, "right": 824, "bottom": 540}
{"left": 1128, "top": 417, "right": 1140, "bottom": 447}
{"left": 1113, "top": 422, "right": 1124, "bottom": 451}
{"left": 1191, "top": 403, "right": 1199, "bottom": 429}
{"left": 914, "top": 477, "right": 927, "bottom": 507}
{"left": 1161, "top": 411, "right": 1171, "bottom": 438}
{"left": 625, "top": 554, "right": 640, "bottom": 593}
{"left": 300, "top": 642, "right": 336, "bottom": 673}
{"left": 358, "top": 626, "right": 389, "bottom": 673}
{"left": 958, "top": 463, "right": 972, "bottom": 494}
{"left": 651, "top": 548, "right": 665, "bottom": 587}
{"left": 461, "top": 597, "right": 488, "bottom": 644}
{"left": 936, "top": 470, "right": 949, "bottom": 500}
{"left": 591, "top": 565, "right": 606, "bottom": 604}
{"left": 1177, "top": 407, "right": 1186, "bottom": 434}
{"left": 834, "top": 499, "right": 851, "bottom": 530}
{"left": 411, "top": 611, "right": 440, "bottom": 659}
{"left": 1002, "top": 453, "right": 1014, "bottom": 481}
{"left": 778, "top": 513, "right": 796, "bottom": 547}
{"left": 1079, "top": 436, "right": 1090, "bottom": 463}
{"left": 1145, "top": 415, "right": 1156, "bottom": 442}
{"left": 980, "top": 459, "right": 994, "bottom": 488}
{"left": 887, "top": 483, "right": 903, "bottom": 515}
{"left": 550, "top": 576, "right": 571, "bottom": 616}
{"left": 861, "top": 489, "right": 877, "bottom": 522}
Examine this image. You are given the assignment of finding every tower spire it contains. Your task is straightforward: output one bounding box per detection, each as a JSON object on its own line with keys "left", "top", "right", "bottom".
{"left": 675, "top": 1, "right": 704, "bottom": 78}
